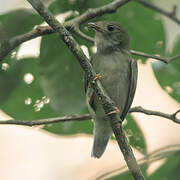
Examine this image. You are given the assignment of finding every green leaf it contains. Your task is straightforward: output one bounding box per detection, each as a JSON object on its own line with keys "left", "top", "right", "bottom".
{"left": 124, "top": 115, "right": 147, "bottom": 155}
{"left": 153, "top": 38, "right": 180, "bottom": 103}
{"left": 43, "top": 117, "right": 92, "bottom": 135}
{"left": 39, "top": 33, "right": 87, "bottom": 115}
{"left": 0, "top": 9, "right": 42, "bottom": 38}
{"left": 39, "top": 32, "right": 94, "bottom": 135}
{"left": 1, "top": 58, "right": 57, "bottom": 120}
{"left": 49, "top": 0, "right": 113, "bottom": 15}
{"left": 0, "top": 57, "right": 22, "bottom": 104}
{"left": 0, "top": 9, "right": 51, "bottom": 120}
{"left": 149, "top": 152, "right": 180, "bottom": 180}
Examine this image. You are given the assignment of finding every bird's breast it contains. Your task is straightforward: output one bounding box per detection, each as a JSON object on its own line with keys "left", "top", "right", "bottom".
{"left": 92, "top": 51, "right": 131, "bottom": 114}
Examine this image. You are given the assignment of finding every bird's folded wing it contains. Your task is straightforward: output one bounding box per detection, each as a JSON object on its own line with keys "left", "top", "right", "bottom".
{"left": 120, "top": 59, "right": 138, "bottom": 120}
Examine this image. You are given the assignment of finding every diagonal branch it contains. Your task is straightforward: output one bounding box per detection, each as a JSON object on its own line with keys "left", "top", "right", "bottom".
{"left": 1, "top": 23, "right": 179, "bottom": 64}
{"left": 67, "top": 0, "right": 130, "bottom": 25}
{"left": 0, "top": 26, "right": 53, "bottom": 60}
{"left": 1, "top": 0, "right": 180, "bottom": 64}
{"left": 27, "top": 0, "right": 144, "bottom": 179}
{"left": 0, "top": 0, "right": 130, "bottom": 61}
{"left": 134, "top": 0, "right": 180, "bottom": 25}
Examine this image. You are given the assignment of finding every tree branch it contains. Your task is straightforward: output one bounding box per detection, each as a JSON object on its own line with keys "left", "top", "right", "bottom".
{"left": 0, "top": 114, "right": 91, "bottom": 126}
{"left": 67, "top": 0, "right": 131, "bottom": 25}
{"left": 26, "top": 0, "right": 144, "bottom": 179}
{"left": 1, "top": 23, "right": 179, "bottom": 64}
{"left": 1, "top": 0, "right": 180, "bottom": 64}
{"left": 134, "top": 0, "right": 180, "bottom": 25}
{"left": 0, "top": 26, "right": 54, "bottom": 60}
{"left": 0, "top": 106, "right": 179, "bottom": 126}
{"left": 130, "top": 106, "right": 180, "bottom": 124}
{"left": 130, "top": 50, "right": 180, "bottom": 64}
{"left": 0, "top": 0, "right": 130, "bottom": 61}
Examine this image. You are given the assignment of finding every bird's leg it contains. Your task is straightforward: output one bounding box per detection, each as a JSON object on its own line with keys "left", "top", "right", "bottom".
{"left": 107, "top": 107, "right": 120, "bottom": 115}
{"left": 89, "top": 73, "right": 101, "bottom": 88}
{"left": 93, "top": 73, "right": 101, "bottom": 81}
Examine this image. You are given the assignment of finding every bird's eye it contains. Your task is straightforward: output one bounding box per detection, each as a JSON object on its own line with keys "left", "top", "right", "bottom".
{"left": 107, "top": 25, "right": 115, "bottom": 31}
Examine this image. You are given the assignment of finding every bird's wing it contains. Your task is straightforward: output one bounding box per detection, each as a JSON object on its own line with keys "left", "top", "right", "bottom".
{"left": 120, "top": 59, "right": 138, "bottom": 120}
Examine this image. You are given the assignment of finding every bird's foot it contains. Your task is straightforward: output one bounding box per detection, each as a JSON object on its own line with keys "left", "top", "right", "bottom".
{"left": 107, "top": 107, "right": 120, "bottom": 115}
{"left": 93, "top": 73, "right": 101, "bottom": 81}
{"left": 88, "top": 73, "right": 101, "bottom": 89}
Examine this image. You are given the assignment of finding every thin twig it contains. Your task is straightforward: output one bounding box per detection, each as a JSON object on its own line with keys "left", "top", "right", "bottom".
{"left": 130, "top": 50, "right": 180, "bottom": 64}
{"left": 130, "top": 106, "right": 180, "bottom": 124}
{"left": 0, "top": 0, "right": 130, "bottom": 61}
{"left": 1, "top": 0, "right": 180, "bottom": 64}
{"left": 134, "top": 0, "right": 180, "bottom": 25}
{"left": 27, "top": 0, "right": 144, "bottom": 179}
{"left": 73, "top": 27, "right": 94, "bottom": 42}
{"left": 1, "top": 23, "right": 179, "bottom": 64}
{"left": 168, "top": 54, "right": 180, "bottom": 63}
{"left": 67, "top": 0, "right": 131, "bottom": 25}
{"left": 0, "top": 114, "right": 91, "bottom": 126}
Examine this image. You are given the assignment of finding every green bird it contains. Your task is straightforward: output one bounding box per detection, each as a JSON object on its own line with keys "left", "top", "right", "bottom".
{"left": 85, "top": 21, "right": 138, "bottom": 158}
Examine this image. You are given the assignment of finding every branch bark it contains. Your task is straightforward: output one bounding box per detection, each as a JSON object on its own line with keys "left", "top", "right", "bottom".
{"left": 130, "top": 50, "right": 180, "bottom": 64}
{"left": 0, "top": 114, "right": 91, "bottom": 126}
{"left": 27, "top": 0, "right": 144, "bottom": 179}
{"left": 1, "top": 0, "right": 180, "bottom": 64}
{"left": 1, "top": 24, "right": 180, "bottom": 63}
{"left": 130, "top": 106, "right": 180, "bottom": 124}
{"left": 0, "top": 106, "right": 179, "bottom": 126}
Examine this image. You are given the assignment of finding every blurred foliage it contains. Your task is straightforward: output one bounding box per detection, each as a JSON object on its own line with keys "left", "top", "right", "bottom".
{"left": 149, "top": 151, "right": 180, "bottom": 180}
{"left": 107, "top": 150, "right": 180, "bottom": 180}
{"left": 124, "top": 115, "right": 147, "bottom": 155}
{"left": 0, "top": 9, "right": 42, "bottom": 38}
{"left": 153, "top": 38, "right": 180, "bottom": 103}
{"left": 0, "top": 1, "right": 180, "bottom": 179}
{"left": 0, "top": 9, "right": 56, "bottom": 120}
{"left": 49, "top": 0, "right": 113, "bottom": 15}
{"left": 39, "top": 33, "right": 86, "bottom": 115}
{"left": 0, "top": 58, "right": 57, "bottom": 120}
{"left": 107, "top": 165, "right": 148, "bottom": 180}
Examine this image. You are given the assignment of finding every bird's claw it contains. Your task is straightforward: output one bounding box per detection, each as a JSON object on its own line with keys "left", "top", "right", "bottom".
{"left": 93, "top": 73, "right": 101, "bottom": 81}
{"left": 107, "top": 107, "right": 120, "bottom": 115}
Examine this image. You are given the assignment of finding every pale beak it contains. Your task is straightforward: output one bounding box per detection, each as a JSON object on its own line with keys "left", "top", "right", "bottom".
{"left": 88, "top": 22, "right": 102, "bottom": 32}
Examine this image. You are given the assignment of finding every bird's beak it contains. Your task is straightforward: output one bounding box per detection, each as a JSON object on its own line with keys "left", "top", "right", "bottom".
{"left": 88, "top": 22, "right": 101, "bottom": 32}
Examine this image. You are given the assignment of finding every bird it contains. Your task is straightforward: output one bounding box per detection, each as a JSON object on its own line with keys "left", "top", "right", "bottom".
{"left": 84, "top": 21, "right": 138, "bottom": 158}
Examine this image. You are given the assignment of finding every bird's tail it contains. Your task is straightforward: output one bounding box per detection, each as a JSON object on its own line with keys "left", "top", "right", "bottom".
{"left": 91, "top": 118, "right": 112, "bottom": 158}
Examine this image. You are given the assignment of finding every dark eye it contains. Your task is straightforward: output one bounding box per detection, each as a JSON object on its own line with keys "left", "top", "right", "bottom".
{"left": 107, "top": 25, "right": 115, "bottom": 31}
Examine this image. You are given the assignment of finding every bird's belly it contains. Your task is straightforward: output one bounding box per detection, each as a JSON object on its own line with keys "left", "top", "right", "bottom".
{"left": 93, "top": 53, "right": 130, "bottom": 116}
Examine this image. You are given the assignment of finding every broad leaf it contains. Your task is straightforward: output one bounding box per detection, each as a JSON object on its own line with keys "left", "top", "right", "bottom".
{"left": 149, "top": 152, "right": 180, "bottom": 180}
{"left": 124, "top": 115, "right": 147, "bottom": 155}
{"left": 0, "top": 9, "right": 42, "bottom": 38}
{"left": 39, "top": 33, "right": 86, "bottom": 115}
{"left": 153, "top": 38, "right": 180, "bottom": 103}
{"left": 1, "top": 58, "right": 57, "bottom": 120}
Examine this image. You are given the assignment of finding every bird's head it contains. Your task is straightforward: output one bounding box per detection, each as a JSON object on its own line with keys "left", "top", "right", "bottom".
{"left": 88, "top": 21, "right": 130, "bottom": 53}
